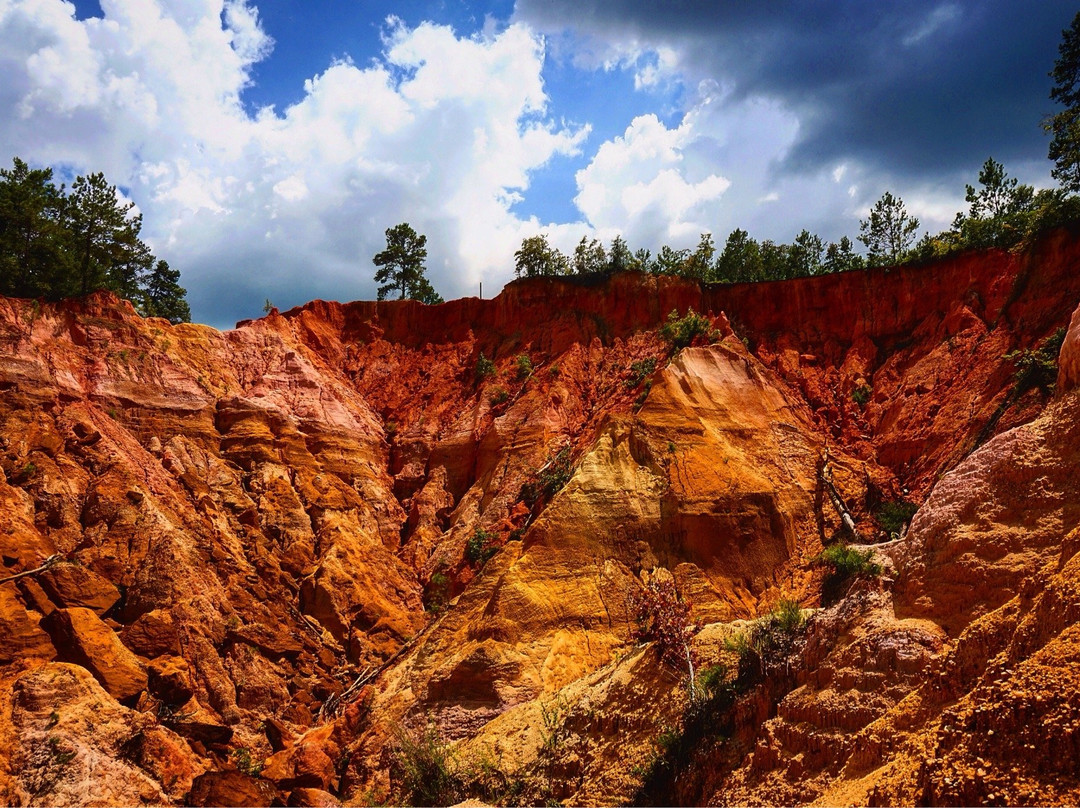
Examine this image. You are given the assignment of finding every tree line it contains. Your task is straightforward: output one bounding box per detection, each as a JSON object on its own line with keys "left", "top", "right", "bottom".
{"left": 509, "top": 156, "right": 1080, "bottom": 285}
{"left": 0, "top": 157, "right": 190, "bottom": 323}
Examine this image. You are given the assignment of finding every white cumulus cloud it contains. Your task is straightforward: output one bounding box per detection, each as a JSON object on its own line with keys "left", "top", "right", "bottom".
{"left": 0, "top": 1, "right": 587, "bottom": 325}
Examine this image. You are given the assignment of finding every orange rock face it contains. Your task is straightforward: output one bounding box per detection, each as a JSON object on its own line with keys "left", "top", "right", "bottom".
{"left": 0, "top": 230, "right": 1079, "bottom": 805}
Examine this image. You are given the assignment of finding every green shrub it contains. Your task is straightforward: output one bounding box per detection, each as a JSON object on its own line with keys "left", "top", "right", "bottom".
{"left": 425, "top": 570, "right": 450, "bottom": 612}
{"left": 625, "top": 357, "right": 657, "bottom": 388}
{"left": 488, "top": 386, "right": 509, "bottom": 406}
{"left": 465, "top": 527, "right": 498, "bottom": 566}
{"left": 816, "top": 543, "right": 881, "bottom": 605}
{"left": 475, "top": 353, "right": 496, "bottom": 383}
{"left": 392, "top": 722, "right": 463, "bottom": 807}
{"left": 520, "top": 445, "right": 575, "bottom": 507}
{"left": 851, "top": 384, "right": 871, "bottom": 406}
{"left": 723, "top": 599, "right": 806, "bottom": 687}
{"left": 514, "top": 353, "right": 533, "bottom": 380}
{"left": 231, "top": 747, "right": 262, "bottom": 777}
{"left": 1006, "top": 327, "right": 1066, "bottom": 395}
{"left": 875, "top": 500, "right": 917, "bottom": 536}
{"left": 660, "top": 308, "right": 716, "bottom": 350}
{"left": 696, "top": 663, "right": 731, "bottom": 699}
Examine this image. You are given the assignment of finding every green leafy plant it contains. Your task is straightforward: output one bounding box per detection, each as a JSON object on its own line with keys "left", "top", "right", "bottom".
{"left": 851, "top": 384, "right": 872, "bottom": 406}
{"left": 488, "top": 386, "right": 509, "bottom": 406}
{"left": 815, "top": 543, "right": 882, "bottom": 605}
{"left": 475, "top": 353, "right": 496, "bottom": 383}
{"left": 625, "top": 357, "right": 657, "bottom": 388}
{"left": 520, "top": 445, "right": 574, "bottom": 507}
{"left": 660, "top": 308, "right": 717, "bottom": 350}
{"left": 1006, "top": 327, "right": 1066, "bottom": 395}
{"left": 391, "top": 722, "right": 463, "bottom": 807}
{"left": 723, "top": 599, "right": 806, "bottom": 688}
{"left": 875, "top": 500, "right": 917, "bottom": 536}
{"left": 465, "top": 527, "right": 498, "bottom": 566}
{"left": 231, "top": 747, "right": 262, "bottom": 776}
{"left": 425, "top": 570, "right": 450, "bottom": 613}
{"left": 514, "top": 353, "right": 534, "bottom": 380}
{"left": 48, "top": 736, "right": 75, "bottom": 766}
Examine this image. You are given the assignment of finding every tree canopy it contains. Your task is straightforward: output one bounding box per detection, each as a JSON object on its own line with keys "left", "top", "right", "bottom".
{"left": 1047, "top": 11, "right": 1080, "bottom": 193}
{"left": 373, "top": 223, "right": 441, "bottom": 303}
{"left": 0, "top": 157, "right": 190, "bottom": 322}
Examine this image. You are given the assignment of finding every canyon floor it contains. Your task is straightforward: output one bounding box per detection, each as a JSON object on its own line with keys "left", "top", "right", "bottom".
{"left": 2, "top": 230, "right": 1080, "bottom": 806}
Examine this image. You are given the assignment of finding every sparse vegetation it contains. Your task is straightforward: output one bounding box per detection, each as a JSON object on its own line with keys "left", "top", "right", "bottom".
{"left": 660, "top": 308, "right": 717, "bottom": 350}
{"left": 391, "top": 722, "right": 463, "bottom": 807}
{"left": 425, "top": 570, "right": 450, "bottom": 613}
{"left": 465, "top": 527, "right": 498, "bottom": 566}
{"left": 488, "top": 386, "right": 509, "bottom": 406}
{"left": 625, "top": 357, "right": 657, "bottom": 388}
{"left": 724, "top": 599, "right": 806, "bottom": 688}
{"left": 630, "top": 577, "right": 702, "bottom": 699}
{"left": 475, "top": 352, "right": 496, "bottom": 383}
{"left": 520, "top": 445, "right": 575, "bottom": 508}
{"left": 231, "top": 746, "right": 262, "bottom": 776}
{"left": 875, "top": 500, "right": 917, "bottom": 536}
{"left": 514, "top": 353, "right": 534, "bottom": 380}
{"left": 815, "top": 543, "right": 882, "bottom": 605}
{"left": 1006, "top": 327, "right": 1066, "bottom": 395}
{"left": 852, "top": 384, "right": 872, "bottom": 406}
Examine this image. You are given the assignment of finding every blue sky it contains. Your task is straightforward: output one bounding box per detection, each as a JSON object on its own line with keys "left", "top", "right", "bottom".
{"left": 2, "top": 1, "right": 1076, "bottom": 326}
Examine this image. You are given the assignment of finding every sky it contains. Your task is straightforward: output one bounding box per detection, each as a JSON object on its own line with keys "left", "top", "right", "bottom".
{"left": 0, "top": 0, "right": 1075, "bottom": 327}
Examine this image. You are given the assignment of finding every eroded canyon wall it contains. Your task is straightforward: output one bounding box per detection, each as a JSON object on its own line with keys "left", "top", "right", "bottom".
{"left": 0, "top": 229, "right": 1078, "bottom": 806}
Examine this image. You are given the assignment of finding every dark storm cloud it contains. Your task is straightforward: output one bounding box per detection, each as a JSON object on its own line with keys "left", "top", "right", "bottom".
{"left": 516, "top": 0, "right": 1077, "bottom": 180}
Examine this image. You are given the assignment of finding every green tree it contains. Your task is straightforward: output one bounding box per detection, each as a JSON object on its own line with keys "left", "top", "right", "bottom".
{"left": 0, "top": 157, "right": 68, "bottom": 298}
{"left": 514, "top": 234, "right": 566, "bottom": 277}
{"left": 952, "top": 157, "right": 1036, "bottom": 248}
{"left": 607, "top": 235, "right": 633, "bottom": 274}
{"left": 680, "top": 233, "right": 715, "bottom": 280}
{"left": 373, "top": 223, "right": 435, "bottom": 301}
{"left": 67, "top": 171, "right": 152, "bottom": 298}
{"left": 858, "top": 191, "right": 920, "bottom": 265}
{"left": 714, "top": 228, "right": 763, "bottom": 283}
{"left": 822, "top": 236, "right": 865, "bottom": 273}
{"left": 652, "top": 244, "right": 690, "bottom": 276}
{"left": 1047, "top": 11, "right": 1080, "bottom": 192}
{"left": 789, "top": 229, "right": 824, "bottom": 277}
{"left": 572, "top": 236, "right": 607, "bottom": 275}
{"left": 140, "top": 260, "right": 191, "bottom": 323}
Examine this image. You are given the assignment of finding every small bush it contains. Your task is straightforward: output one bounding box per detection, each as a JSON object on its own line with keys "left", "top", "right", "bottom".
{"left": 425, "top": 570, "right": 450, "bottom": 612}
{"left": 696, "top": 663, "right": 730, "bottom": 699}
{"left": 723, "top": 599, "right": 806, "bottom": 687}
{"left": 635, "top": 379, "right": 653, "bottom": 408}
{"left": 465, "top": 527, "right": 498, "bottom": 566}
{"left": 231, "top": 747, "right": 262, "bottom": 776}
{"left": 514, "top": 353, "right": 533, "bottom": 380}
{"left": 1006, "top": 327, "right": 1066, "bottom": 395}
{"left": 875, "top": 500, "right": 917, "bottom": 536}
{"left": 816, "top": 543, "right": 882, "bottom": 605}
{"left": 625, "top": 357, "right": 657, "bottom": 388}
{"left": 488, "top": 386, "right": 509, "bottom": 406}
{"left": 661, "top": 308, "right": 716, "bottom": 350}
{"left": 851, "top": 384, "right": 871, "bottom": 406}
{"left": 392, "top": 722, "right": 463, "bottom": 807}
{"left": 521, "top": 445, "right": 574, "bottom": 507}
{"left": 475, "top": 353, "right": 496, "bottom": 383}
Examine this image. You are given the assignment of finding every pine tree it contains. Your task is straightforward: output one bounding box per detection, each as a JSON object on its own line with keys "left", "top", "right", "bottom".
{"left": 67, "top": 172, "right": 151, "bottom": 297}
{"left": 1047, "top": 12, "right": 1080, "bottom": 193}
{"left": 858, "top": 192, "right": 920, "bottom": 265}
{"left": 141, "top": 260, "right": 191, "bottom": 323}
{"left": 373, "top": 223, "right": 433, "bottom": 301}
{"left": 0, "top": 158, "right": 68, "bottom": 298}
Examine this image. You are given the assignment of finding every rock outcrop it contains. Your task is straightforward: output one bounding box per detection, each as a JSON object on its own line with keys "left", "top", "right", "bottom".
{"left": 0, "top": 228, "right": 1079, "bottom": 806}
